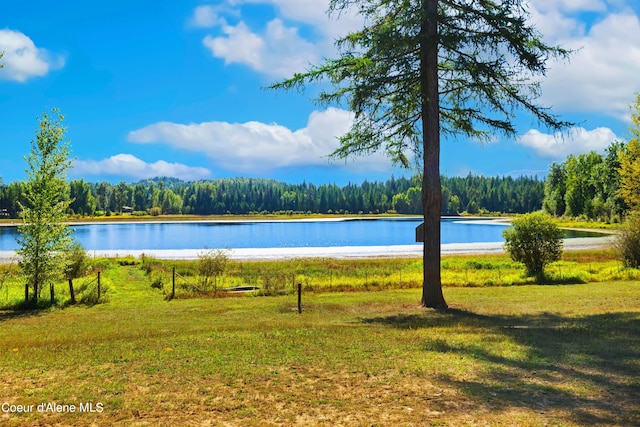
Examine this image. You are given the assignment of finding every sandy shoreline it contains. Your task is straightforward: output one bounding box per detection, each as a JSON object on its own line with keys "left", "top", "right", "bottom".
{"left": 0, "top": 235, "right": 615, "bottom": 262}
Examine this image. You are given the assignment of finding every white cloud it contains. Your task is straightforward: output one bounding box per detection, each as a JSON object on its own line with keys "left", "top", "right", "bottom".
{"left": 73, "top": 154, "right": 212, "bottom": 181}
{"left": 193, "top": 1, "right": 640, "bottom": 116}
{"left": 193, "top": 0, "right": 363, "bottom": 78}
{"left": 235, "top": 0, "right": 363, "bottom": 40}
{"left": 189, "top": 5, "right": 221, "bottom": 28}
{"left": 202, "top": 18, "right": 319, "bottom": 78}
{"left": 203, "top": 21, "right": 264, "bottom": 71}
{"left": 531, "top": 0, "right": 607, "bottom": 14}
{"left": 0, "top": 29, "right": 64, "bottom": 82}
{"left": 519, "top": 126, "right": 618, "bottom": 158}
{"left": 127, "top": 108, "right": 392, "bottom": 172}
{"left": 528, "top": 3, "right": 640, "bottom": 120}
{"left": 528, "top": 3, "right": 588, "bottom": 40}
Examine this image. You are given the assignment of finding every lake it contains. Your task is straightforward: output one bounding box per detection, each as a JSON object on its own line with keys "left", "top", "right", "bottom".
{"left": 0, "top": 217, "right": 604, "bottom": 251}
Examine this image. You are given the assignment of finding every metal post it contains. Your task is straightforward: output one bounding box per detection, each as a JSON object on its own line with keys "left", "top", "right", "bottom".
{"left": 297, "top": 283, "right": 302, "bottom": 314}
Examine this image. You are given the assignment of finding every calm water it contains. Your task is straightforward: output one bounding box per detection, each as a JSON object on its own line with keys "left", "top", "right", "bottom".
{"left": 0, "top": 218, "right": 603, "bottom": 251}
{"left": 0, "top": 218, "right": 509, "bottom": 251}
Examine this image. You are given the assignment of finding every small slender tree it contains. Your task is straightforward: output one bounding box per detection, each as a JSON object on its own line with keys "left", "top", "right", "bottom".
{"left": 270, "top": 0, "right": 572, "bottom": 308}
{"left": 17, "top": 109, "right": 74, "bottom": 307}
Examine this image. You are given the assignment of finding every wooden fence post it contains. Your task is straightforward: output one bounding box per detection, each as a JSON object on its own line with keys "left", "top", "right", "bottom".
{"left": 97, "top": 271, "right": 101, "bottom": 299}
{"left": 172, "top": 267, "right": 176, "bottom": 299}
{"left": 69, "top": 279, "right": 76, "bottom": 304}
{"left": 297, "top": 283, "right": 302, "bottom": 314}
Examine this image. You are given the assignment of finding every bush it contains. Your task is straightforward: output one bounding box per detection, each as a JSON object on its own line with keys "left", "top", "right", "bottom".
{"left": 614, "top": 213, "right": 640, "bottom": 268}
{"left": 198, "top": 248, "right": 230, "bottom": 291}
{"left": 503, "top": 212, "right": 563, "bottom": 278}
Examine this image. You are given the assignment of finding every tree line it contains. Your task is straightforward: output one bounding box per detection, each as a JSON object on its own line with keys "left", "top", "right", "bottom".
{"left": 540, "top": 95, "right": 640, "bottom": 226}
{"left": 0, "top": 173, "right": 544, "bottom": 218}
{"left": 542, "top": 141, "right": 627, "bottom": 222}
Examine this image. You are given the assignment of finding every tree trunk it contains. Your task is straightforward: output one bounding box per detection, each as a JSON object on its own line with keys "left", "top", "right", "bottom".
{"left": 68, "top": 278, "right": 76, "bottom": 304}
{"left": 24, "top": 282, "right": 29, "bottom": 306}
{"left": 420, "top": 0, "right": 448, "bottom": 309}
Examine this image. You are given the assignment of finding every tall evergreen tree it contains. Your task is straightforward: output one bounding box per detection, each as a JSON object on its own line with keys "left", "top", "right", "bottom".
{"left": 69, "top": 179, "right": 96, "bottom": 216}
{"left": 18, "top": 109, "right": 74, "bottom": 306}
{"left": 270, "top": 0, "right": 571, "bottom": 308}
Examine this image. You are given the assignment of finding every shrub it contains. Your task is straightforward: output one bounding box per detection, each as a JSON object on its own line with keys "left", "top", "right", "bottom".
{"left": 503, "top": 212, "right": 563, "bottom": 278}
{"left": 198, "top": 248, "right": 230, "bottom": 291}
{"left": 613, "top": 213, "right": 640, "bottom": 268}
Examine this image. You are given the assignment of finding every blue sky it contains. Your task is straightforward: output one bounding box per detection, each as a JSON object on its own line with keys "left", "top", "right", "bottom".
{"left": 1, "top": 0, "right": 639, "bottom": 186}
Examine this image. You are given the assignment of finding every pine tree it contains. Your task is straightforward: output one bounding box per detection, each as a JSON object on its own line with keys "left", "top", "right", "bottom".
{"left": 270, "top": 0, "right": 571, "bottom": 308}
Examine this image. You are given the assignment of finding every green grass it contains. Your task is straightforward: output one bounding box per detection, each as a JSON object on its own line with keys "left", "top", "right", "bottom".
{"left": 2, "top": 250, "right": 639, "bottom": 305}
{"left": 136, "top": 250, "right": 640, "bottom": 298}
{"left": 552, "top": 218, "right": 620, "bottom": 230}
{"left": 0, "top": 253, "right": 639, "bottom": 426}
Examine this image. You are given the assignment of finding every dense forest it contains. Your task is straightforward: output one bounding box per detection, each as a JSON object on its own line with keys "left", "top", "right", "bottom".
{"left": 0, "top": 174, "right": 544, "bottom": 218}
{"left": 1, "top": 136, "right": 631, "bottom": 220}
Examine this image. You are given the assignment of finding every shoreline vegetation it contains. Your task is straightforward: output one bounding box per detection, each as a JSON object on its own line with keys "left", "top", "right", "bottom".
{"left": 0, "top": 249, "right": 636, "bottom": 306}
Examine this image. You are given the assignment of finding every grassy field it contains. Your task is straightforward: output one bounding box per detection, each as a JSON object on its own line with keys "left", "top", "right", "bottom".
{"left": 0, "top": 252, "right": 639, "bottom": 426}
{"left": 128, "top": 249, "right": 640, "bottom": 297}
